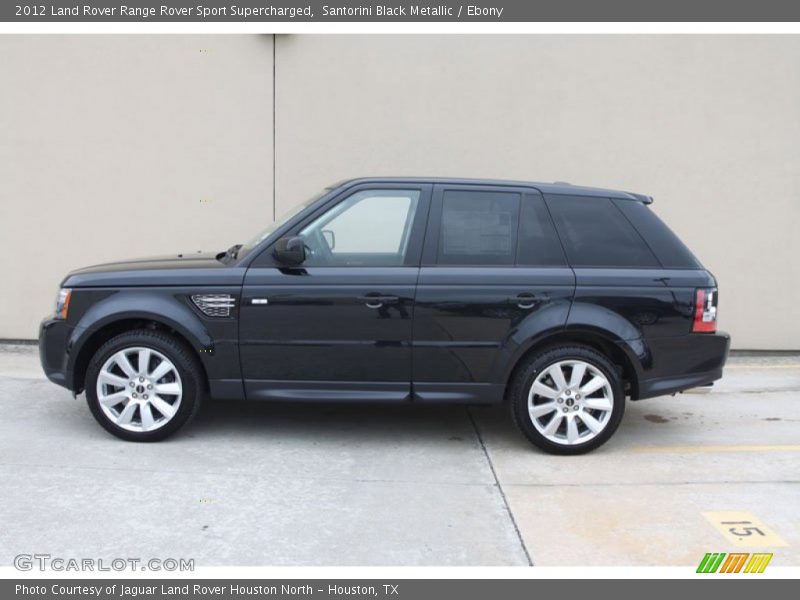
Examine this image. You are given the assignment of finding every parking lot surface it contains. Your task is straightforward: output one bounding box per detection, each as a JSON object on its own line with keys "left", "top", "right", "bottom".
{"left": 0, "top": 344, "right": 797, "bottom": 566}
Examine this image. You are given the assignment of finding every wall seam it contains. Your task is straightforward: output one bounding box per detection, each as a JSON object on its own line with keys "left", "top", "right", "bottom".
{"left": 272, "top": 33, "right": 277, "bottom": 221}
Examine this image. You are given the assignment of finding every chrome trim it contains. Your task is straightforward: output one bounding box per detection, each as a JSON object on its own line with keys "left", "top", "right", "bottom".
{"left": 191, "top": 294, "right": 236, "bottom": 317}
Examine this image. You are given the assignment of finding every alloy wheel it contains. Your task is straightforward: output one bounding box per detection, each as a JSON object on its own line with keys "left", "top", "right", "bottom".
{"left": 95, "top": 346, "right": 183, "bottom": 433}
{"left": 527, "top": 359, "right": 614, "bottom": 446}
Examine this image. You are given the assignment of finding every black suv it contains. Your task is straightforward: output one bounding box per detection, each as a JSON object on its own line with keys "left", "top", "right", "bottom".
{"left": 39, "top": 178, "right": 729, "bottom": 454}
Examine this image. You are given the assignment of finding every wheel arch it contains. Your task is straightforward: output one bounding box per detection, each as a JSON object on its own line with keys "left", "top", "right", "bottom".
{"left": 68, "top": 300, "right": 212, "bottom": 394}
{"left": 503, "top": 328, "right": 644, "bottom": 400}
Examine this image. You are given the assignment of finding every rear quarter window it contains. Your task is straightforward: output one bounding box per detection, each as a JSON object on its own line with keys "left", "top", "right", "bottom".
{"left": 612, "top": 199, "right": 701, "bottom": 268}
{"left": 545, "top": 195, "right": 660, "bottom": 268}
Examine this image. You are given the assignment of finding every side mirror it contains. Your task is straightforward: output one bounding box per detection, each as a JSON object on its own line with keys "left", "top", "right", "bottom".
{"left": 322, "top": 229, "right": 336, "bottom": 250}
{"left": 273, "top": 236, "right": 306, "bottom": 265}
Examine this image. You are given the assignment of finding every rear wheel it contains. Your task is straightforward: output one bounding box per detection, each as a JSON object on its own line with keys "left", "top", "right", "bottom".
{"left": 85, "top": 330, "right": 203, "bottom": 441}
{"left": 510, "top": 345, "right": 625, "bottom": 455}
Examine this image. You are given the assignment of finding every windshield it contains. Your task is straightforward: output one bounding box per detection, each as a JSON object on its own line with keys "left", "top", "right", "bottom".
{"left": 238, "top": 190, "right": 328, "bottom": 257}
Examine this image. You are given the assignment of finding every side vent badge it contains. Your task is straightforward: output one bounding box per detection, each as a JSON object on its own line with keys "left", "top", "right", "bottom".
{"left": 191, "top": 294, "right": 236, "bottom": 318}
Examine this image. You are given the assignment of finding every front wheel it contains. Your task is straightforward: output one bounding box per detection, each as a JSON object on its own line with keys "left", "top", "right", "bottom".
{"left": 510, "top": 346, "right": 625, "bottom": 455}
{"left": 85, "top": 330, "right": 204, "bottom": 442}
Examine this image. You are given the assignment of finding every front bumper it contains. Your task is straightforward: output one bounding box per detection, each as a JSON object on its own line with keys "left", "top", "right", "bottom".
{"left": 39, "top": 318, "right": 74, "bottom": 390}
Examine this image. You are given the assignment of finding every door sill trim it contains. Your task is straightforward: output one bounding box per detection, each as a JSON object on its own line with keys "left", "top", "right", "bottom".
{"left": 244, "top": 380, "right": 411, "bottom": 402}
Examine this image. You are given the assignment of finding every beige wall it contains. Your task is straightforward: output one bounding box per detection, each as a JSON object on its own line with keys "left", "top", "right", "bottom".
{"left": 0, "top": 35, "right": 274, "bottom": 339}
{"left": 1, "top": 35, "right": 798, "bottom": 348}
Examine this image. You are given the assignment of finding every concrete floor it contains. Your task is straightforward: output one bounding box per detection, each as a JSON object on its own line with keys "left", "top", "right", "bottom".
{"left": 0, "top": 345, "right": 797, "bottom": 567}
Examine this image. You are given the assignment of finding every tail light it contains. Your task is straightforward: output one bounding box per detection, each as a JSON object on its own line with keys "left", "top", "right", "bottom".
{"left": 693, "top": 288, "right": 717, "bottom": 333}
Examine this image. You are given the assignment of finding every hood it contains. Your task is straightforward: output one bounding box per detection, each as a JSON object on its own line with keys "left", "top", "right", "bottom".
{"left": 62, "top": 251, "right": 246, "bottom": 288}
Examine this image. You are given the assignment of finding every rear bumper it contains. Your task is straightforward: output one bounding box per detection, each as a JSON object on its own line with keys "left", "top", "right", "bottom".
{"left": 635, "top": 331, "right": 731, "bottom": 400}
{"left": 637, "top": 367, "right": 724, "bottom": 399}
{"left": 39, "top": 318, "right": 74, "bottom": 391}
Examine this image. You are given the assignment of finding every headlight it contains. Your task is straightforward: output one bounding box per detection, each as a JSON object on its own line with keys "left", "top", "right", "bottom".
{"left": 54, "top": 288, "right": 72, "bottom": 320}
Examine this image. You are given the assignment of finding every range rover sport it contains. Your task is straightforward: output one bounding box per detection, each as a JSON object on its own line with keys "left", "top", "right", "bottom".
{"left": 39, "top": 178, "right": 730, "bottom": 454}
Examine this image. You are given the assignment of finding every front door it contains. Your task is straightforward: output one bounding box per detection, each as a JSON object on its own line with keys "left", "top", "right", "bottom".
{"left": 239, "top": 184, "right": 431, "bottom": 402}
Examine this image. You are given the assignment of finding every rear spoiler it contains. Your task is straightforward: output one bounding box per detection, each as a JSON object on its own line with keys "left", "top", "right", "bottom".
{"left": 630, "top": 193, "right": 654, "bottom": 204}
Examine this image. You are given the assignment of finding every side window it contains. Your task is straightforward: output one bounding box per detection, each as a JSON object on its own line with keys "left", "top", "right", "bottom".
{"left": 438, "top": 190, "right": 520, "bottom": 265}
{"left": 612, "top": 199, "right": 701, "bottom": 268}
{"left": 517, "top": 194, "right": 567, "bottom": 266}
{"left": 546, "top": 195, "right": 660, "bottom": 268}
{"left": 299, "top": 189, "right": 420, "bottom": 267}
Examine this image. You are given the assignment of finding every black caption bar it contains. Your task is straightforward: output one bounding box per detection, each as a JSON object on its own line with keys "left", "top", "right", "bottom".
{"left": 3, "top": 579, "right": 786, "bottom": 600}
{"left": 4, "top": 0, "right": 800, "bottom": 21}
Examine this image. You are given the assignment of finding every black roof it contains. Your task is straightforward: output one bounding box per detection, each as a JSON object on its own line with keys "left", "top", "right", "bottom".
{"left": 333, "top": 177, "right": 653, "bottom": 204}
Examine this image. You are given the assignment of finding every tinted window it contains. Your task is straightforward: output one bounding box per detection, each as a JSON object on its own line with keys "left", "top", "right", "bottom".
{"left": 546, "top": 195, "right": 660, "bottom": 267}
{"left": 438, "top": 190, "right": 520, "bottom": 265}
{"left": 612, "top": 200, "right": 701, "bottom": 268}
{"left": 517, "top": 194, "right": 567, "bottom": 266}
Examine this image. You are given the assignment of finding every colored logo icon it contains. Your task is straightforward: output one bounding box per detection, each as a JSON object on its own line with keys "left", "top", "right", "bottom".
{"left": 697, "top": 552, "right": 773, "bottom": 573}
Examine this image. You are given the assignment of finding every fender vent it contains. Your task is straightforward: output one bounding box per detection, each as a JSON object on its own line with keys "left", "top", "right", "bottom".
{"left": 191, "top": 294, "right": 236, "bottom": 318}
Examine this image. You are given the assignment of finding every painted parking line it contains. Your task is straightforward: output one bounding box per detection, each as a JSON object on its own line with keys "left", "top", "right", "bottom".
{"left": 628, "top": 444, "right": 800, "bottom": 454}
{"left": 702, "top": 511, "right": 789, "bottom": 547}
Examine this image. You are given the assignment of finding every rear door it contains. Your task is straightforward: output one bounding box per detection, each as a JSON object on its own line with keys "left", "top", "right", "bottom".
{"left": 411, "top": 184, "right": 575, "bottom": 404}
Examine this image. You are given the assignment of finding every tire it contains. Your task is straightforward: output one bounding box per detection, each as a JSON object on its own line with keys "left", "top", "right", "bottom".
{"left": 85, "top": 329, "right": 204, "bottom": 442}
{"left": 510, "top": 345, "right": 625, "bottom": 455}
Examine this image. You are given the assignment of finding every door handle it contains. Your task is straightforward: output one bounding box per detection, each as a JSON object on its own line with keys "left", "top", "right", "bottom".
{"left": 509, "top": 294, "right": 541, "bottom": 310}
{"left": 358, "top": 295, "right": 400, "bottom": 309}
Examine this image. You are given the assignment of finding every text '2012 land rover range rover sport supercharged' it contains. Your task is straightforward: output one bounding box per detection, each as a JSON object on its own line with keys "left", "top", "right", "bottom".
{"left": 40, "top": 178, "right": 730, "bottom": 454}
